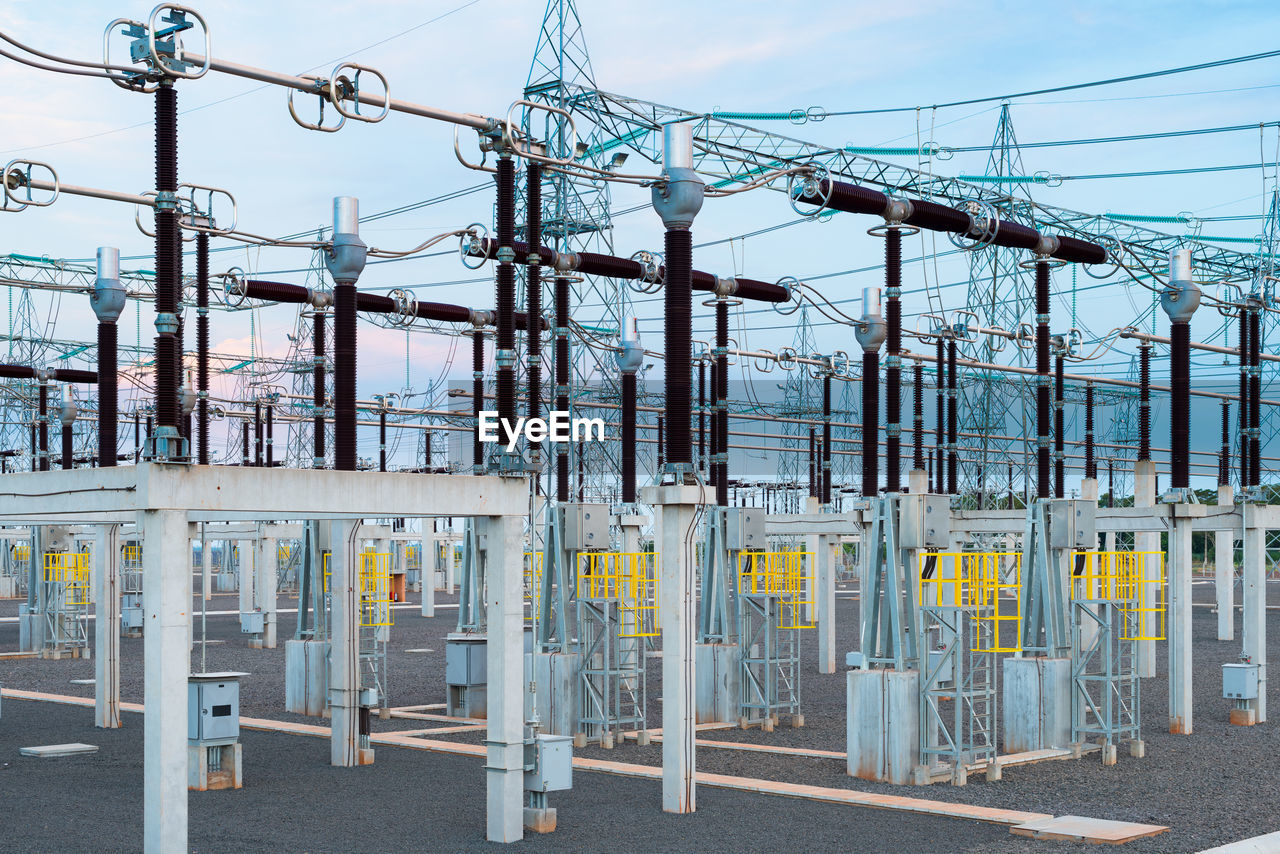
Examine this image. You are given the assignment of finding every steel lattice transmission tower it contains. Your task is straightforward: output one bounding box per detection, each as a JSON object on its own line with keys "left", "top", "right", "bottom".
{"left": 519, "top": 0, "right": 633, "bottom": 495}
{"left": 960, "top": 103, "right": 1036, "bottom": 505}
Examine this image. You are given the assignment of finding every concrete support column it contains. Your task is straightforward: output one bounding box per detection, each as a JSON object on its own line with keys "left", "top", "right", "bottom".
{"left": 446, "top": 532, "right": 457, "bottom": 594}
{"left": 817, "top": 533, "right": 835, "bottom": 674}
{"left": 420, "top": 533, "right": 435, "bottom": 618}
{"left": 328, "top": 519, "right": 363, "bottom": 766}
{"left": 1133, "top": 460, "right": 1158, "bottom": 678}
{"left": 644, "top": 484, "right": 702, "bottom": 814}
{"left": 1217, "top": 485, "right": 1235, "bottom": 641}
{"left": 238, "top": 538, "right": 255, "bottom": 619}
{"left": 485, "top": 512, "right": 524, "bottom": 843}
{"left": 1104, "top": 531, "right": 1116, "bottom": 553}
{"left": 94, "top": 523, "right": 122, "bottom": 728}
{"left": 201, "top": 535, "right": 211, "bottom": 601}
{"left": 1168, "top": 510, "right": 1194, "bottom": 734}
{"left": 1242, "top": 508, "right": 1267, "bottom": 723}
{"left": 255, "top": 535, "right": 278, "bottom": 649}
{"left": 140, "top": 508, "right": 190, "bottom": 854}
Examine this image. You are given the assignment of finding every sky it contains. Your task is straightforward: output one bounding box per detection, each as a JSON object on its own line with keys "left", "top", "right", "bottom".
{"left": 0, "top": 0, "right": 1278, "bottom": 482}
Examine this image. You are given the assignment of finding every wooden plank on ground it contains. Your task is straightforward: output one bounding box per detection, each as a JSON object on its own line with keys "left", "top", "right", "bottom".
{"left": 1198, "top": 830, "right": 1280, "bottom": 853}
{"left": 1011, "top": 815, "right": 1169, "bottom": 844}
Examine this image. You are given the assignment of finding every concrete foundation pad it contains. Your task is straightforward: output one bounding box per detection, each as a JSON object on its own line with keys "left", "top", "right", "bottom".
{"left": 1002, "top": 657, "right": 1071, "bottom": 753}
{"left": 847, "top": 669, "right": 919, "bottom": 785}
{"left": 19, "top": 742, "right": 99, "bottom": 757}
{"left": 1010, "top": 815, "right": 1168, "bottom": 844}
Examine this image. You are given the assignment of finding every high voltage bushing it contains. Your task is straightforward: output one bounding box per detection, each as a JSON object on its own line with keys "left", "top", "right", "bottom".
{"left": 715, "top": 298, "right": 729, "bottom": 505}
{"left": 791, "top": 176, "right": 1108, "bottom": 264}
{"left": 947, "top": 336, "right": 958, "bottom": 496}
{"left": 472, "top": 327, "right": 485, "bottom": 474}
{"left": 59, "top": 391, "right": 75, "bottom": 470}
{"left": 253, "top": 401, "right": 263, "bottom": 466}
{"left": 494, "top": 156, "right": 517, "bottom": 455}
{"left": 855, "top": 287, "right": 886, "bottom": 498}
{"left": 195, "top": 232, "right": 210, "bottom": 465}
{"left": 808, "top": 427, "right": 817, "bottom": 498}
{"left": 1054, "top": 352, "right": 1065, "bottom": 498}
{"left": 1034, "top": 258, "right": 1051, "bottom": 499}
{"left": 313, "top": 313, "right": 326, "bottom": 468}
{"left": 525, "top": 161, "right": 543, "bottom": 466}
{"left": 652, "top": 122, "right": 705, "bottom": 477}
{"left": 1085, "top": 382, "right": 1096, "bottom": 481}
{"left": 1219, "top": 400, "right": 1231, "bottom": 487}
{"left": 150, "top": 83, "right": 184, "bottom": 461}
{"left": 823, "top": 374, "right": 833, "bottom": 503}
{"left": 555, "top": 275, "right": 570, "bottom": 500}
{"left": 616, "top": 317, "right": 643, "bottom": 504}
{"left": 1248, "top": 302, "right": 1262, "bottom": 488}
{"left": 913, "top": 361, "right": 925, "bottom": 471}
{"left": 1138, "top": 341, "right": 1152, "bottom": 461}
{"left": 265, "top": 403, "right": 274, "bottom": 467}
{"left": 1238, "top": 311, "right": 1249, "bottom": 486}
{"left": 880, "top": 223, "right": 903, "bottom": 493}
{"left": 935, "top": 336, "right": 945, "bottom": 493}
{"left": 379, "top": 406, "right": 387, "bottom": 472}
{"left": 241, "top": 420, "right": 250, "bottom": 467}
{"left": 698, "top": 361, "right": 707, "bottom": 472}
{"left": 657, "top": 415, "right": 665, "bottom": 471}
{"left": 708, "top": 360, "right": 717, "bottom": 481}
{"left": 1160, "top": 248, "right": 1200, "bottom": 492}
{"left": 91, "top": 247, "right": 125, "bottom": 468}
{"left": 323, "top": 196, "right": 368, "bottom": 472}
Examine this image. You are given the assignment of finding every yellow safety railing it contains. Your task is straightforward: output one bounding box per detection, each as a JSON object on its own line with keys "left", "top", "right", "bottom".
{"left": 737, "top": 550, "right": 815, "bottom": 630}
{"left": 918, "top": 552, "right": 1022, "bottom": 653}
{"left": 277, "top": 542, "right": 292, "bottom": 563}
{"left": 12, "top": 542, "right": 30, "bottom": 564}
{"left": 524, "top": 551, "right": 543, "bottom": 626}
{"left": 576, "top": 552, "right": 660, "bottom": 638}
{"left": 44, "top": 552, "right": 91, "bottom": 606}
{"left": 406, "top": 542, "right": 421, "bottom": 571}
{"left": 1071, "top": 550, "right": 1165, "bottom": 641}
{"left": 359, "top": 551, "right": 394, "bottom": 627}
{"left": 120, "top": 543, "right": 141, "bottom": 569}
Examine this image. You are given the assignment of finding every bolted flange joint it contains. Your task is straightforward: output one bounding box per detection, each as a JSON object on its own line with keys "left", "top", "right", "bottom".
{"left": 154, "top": 190, "right": 179, "bottom": 213}
{"left": 154, "top": 312, "right": 179, "bottom": 335}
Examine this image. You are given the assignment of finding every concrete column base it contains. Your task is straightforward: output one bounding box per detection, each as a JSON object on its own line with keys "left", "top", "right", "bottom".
{"left": 188, "top": 742, "right": 243, "bottom": 791}
{"left": 695, "top": 643, "right": 740, "bottom": 724}
{"left": 1002, "top": 657, "right": 1071, "bottom": 752}
{"left": 846, "top": 669, "right": 919, "bottom": 785}
{"left": 523, "top": 807, "right": 557, "bottom": 834}
{"left": 1230, "top": 708, "right": 1257, "bottom": 726}
{"left": 18, "top": 609, "right": 40, "bottom": 652}
{"left": 284, "top": 639, "right": 329, "bottom": 716}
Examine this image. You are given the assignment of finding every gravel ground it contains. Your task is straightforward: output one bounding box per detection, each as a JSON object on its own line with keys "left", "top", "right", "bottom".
{"left": 2, "top": 575, "right": 1277, "bottom": 852}
{"left": 0, "top": 699, "right": 1009, "bottom": 853}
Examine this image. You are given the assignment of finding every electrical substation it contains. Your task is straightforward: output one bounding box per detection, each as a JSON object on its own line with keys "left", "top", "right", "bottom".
{"left": 1, "top": 2, "right": 1279, "bottom": 851}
